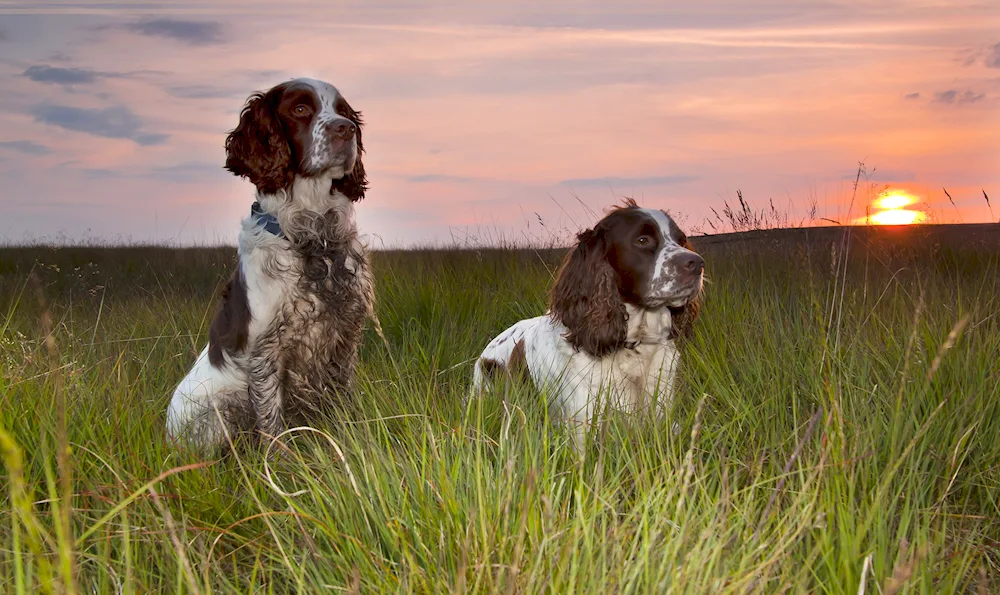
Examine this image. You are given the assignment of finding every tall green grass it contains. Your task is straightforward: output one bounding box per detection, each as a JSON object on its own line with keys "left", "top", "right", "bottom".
{"left": 1, "top": 227, "right": 998, "bottom": 593}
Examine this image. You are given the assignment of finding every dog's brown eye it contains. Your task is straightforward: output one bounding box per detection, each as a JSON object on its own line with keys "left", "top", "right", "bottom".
{"left": 635, "top": 236, "right": 652, "bottom": 246}
{"left": 293, "top": 105, "right": 310, "bottom": 116}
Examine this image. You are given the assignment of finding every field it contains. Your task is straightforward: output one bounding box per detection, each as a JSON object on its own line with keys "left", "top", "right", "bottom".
{"left": 1, "top": 223, "right": 999, "bottom": 593}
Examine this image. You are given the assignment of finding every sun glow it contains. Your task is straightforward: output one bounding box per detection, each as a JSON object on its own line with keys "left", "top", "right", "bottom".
{"left": 859, "top": 190, "right": 927, "bottom": 225}
{"left": 868, "top": 208, "right": 926, "bottom": 225}
{"left": 873, "top": 191, "right": 915, "bottom": 210}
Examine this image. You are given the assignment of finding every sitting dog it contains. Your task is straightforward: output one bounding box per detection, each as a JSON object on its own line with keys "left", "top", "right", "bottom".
{"left": 471, "top": 200, "right": 704, "bottom": 451}
{"left": 166, "top": 78, "right": 373, "bottom": 451}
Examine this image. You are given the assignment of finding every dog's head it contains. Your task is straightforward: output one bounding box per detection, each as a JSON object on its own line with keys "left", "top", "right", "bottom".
{"left": 223, "top": 77, "right": 367, "bottom": 201}
{"left": 549, "top": 200, "right": 704, "bottom": 356}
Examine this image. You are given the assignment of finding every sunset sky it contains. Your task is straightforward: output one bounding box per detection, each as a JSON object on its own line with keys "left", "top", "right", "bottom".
{"left": 1, "top": 1, "right": 998, "bottom": 247}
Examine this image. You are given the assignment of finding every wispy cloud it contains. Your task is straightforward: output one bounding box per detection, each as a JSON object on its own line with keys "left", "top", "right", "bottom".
{"left": 165, "top": 84, "right": 241, "bottom": 100}
{"left": 560, "top": 175, "right": 698, "bottom": 188}
{"left": 121, "top": 18, "right": 224, "bottom": 46}
{"left": 933, "top": 89, "right": 986, "bottom": 104}
{"left": 24, "top": 65, "right": 102, "bottom": 85}
{"left": 0, "top": 140, "right": 51, "bottom": 155}
{"left": 83, "top": 162, "right": 223, "bottom": 182}
{"left": 987, "top": 41, "right": 1000, "bottom": 68}
{"left": 150, "top": 162, "right": 226, "bottom": 182}
{"left": 30, "top": 104, "right": 169, "bottom": 146}
{"left": 22, "top": 64, "right": 150, "bottom": 86}
{"left": 904, "top": 91, "right": 921, "bottom": 99}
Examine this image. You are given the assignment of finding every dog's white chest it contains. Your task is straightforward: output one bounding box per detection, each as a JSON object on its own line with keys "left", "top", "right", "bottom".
{"left": 615, "top": 343, "right": 659, "bottom": 382}
{"left": 610, "top": 307, "right": 678, "bottom": 408}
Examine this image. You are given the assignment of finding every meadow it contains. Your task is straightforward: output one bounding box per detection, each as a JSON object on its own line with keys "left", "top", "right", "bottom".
{"left": 1, "top": 221, "right": 998, "bottom": 593}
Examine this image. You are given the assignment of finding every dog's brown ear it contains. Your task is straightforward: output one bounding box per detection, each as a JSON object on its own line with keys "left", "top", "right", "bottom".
{"left": 224, "top": 86, "right": 293, "bottom": 195}
{"left": 549, "top": 227, "right": 628, "bottom": 357}
{"left": 331, "top": 98, "right": 368, "bottom": 202}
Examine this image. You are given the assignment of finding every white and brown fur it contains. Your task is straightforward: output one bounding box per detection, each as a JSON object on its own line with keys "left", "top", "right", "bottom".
{"left": 166, "top": 78, "right": 374, "bottom": 451}
{"left": 471, "top": 200, "right": 704, "bottom": 451}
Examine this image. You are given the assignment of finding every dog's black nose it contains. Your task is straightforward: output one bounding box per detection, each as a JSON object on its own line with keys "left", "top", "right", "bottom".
{"left": 331, "top": 120, "right": 356, "bottom": 140}
{"left": 681, "top": 253, "right": 704, "bottom": 273}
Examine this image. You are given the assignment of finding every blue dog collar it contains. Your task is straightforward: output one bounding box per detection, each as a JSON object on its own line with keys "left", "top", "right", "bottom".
{"left": 250, "top": 201, "right": 283, "bottom": 238}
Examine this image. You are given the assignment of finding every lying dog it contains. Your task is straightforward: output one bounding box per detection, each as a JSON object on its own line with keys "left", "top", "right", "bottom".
{"left": 471, "top": 200, "right": 703, "bottom": 451}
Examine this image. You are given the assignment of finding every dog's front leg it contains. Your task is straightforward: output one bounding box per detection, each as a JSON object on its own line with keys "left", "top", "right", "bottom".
{"left": 247, "top": 347, "right": 285, "bottom": 444}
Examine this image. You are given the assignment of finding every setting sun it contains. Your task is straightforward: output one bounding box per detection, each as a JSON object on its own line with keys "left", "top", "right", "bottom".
{"left": 873, "top": 191, "right": 916, "bottom": 210}
{"left": 868, "top": 209, "right": 926, "bottom": 225}
{"left": 858, "top": 189, "right": 927, "bottom": 226}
